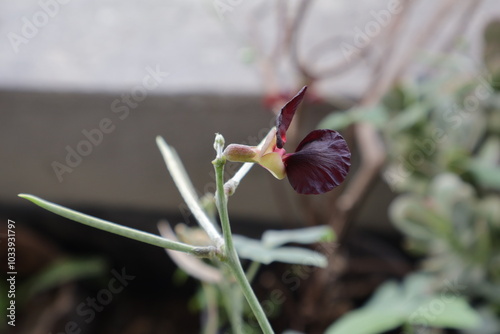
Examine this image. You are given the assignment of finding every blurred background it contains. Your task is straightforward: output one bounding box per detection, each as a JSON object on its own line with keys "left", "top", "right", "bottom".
{"left": 1, "top": 0, "right": 500, "bottom": 333}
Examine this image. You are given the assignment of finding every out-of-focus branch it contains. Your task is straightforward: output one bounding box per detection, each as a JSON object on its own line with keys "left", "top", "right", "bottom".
{"left": 328, "top": 0, "right": 415, "bottom": 236}
{"left": 331, "top": 0, "right": 484, "bottom": 239}
{"left": 440, "top": 0, "right": 484, "bottom": 54}
{"left": 247, "top": 4, "right": 281, "bottom": 97}
{"left": 289, "top": 0, "right": 316, "bottom": 81}
{"left": 390, "top": 0, "right": 455, "bottom": 82}
{"left": 295, "top": 0, "right": 413, "bottom": 80}
{"left": 369, "top": 0, "right": 413, "bottom": 81}
{"left": 271, "top": 0, "right": 287, "bottom": 61}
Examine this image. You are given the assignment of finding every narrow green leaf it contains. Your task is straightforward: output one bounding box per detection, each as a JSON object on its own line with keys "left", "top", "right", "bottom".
{"left": 156, "top": 136, "right": 223, "bottom": 247}
{"left": 18, "top": 194, "right": 199, "bottom": 254}
{"left": 262, "top": 226, "right": 335, "bottom": 249}
{"left": 233, "top": 235, "right": 327, "bottom": 267}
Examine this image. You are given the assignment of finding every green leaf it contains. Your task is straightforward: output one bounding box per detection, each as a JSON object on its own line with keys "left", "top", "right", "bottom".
{"left": 18, "top": 194, "right": 198, "bottom": 254}
{"left": 326, "top": 273, "right": 481, "bottom": 334}
{"left": 156, "top": 136, "right": 223, "bottom": 246}
{"left": 326, "top": 281, "right": 409, "bottom": 334}
{"left": 468, "top": 161, "right": 500, "bottom": 190}
{"left": 415, "top": 297, "right": 480, "bottom": 329}
{"left": 477, "top": 137, "right": 500, "bottom": 166}
{"left": 318, "top": 111, "right": 356, "bottom": 130}
{"left": 325, "top": 308, "right": 406, "bottom": 334}
{"left": 233, "top": 235, "right": 327, "bottom": 267}
{"left": 319, "top": 105, "right": 389, "bottom": 130}
{"left": 261, "top": 226, "right": 335, "bottom": 249}
{"left": 389, "top": 195, "right": 435, "bottom": 241}
{"left": 478, "top": 196, "right": 500, "bottom": 229}
{"left": 430, "top": 173, "right": 475, "bottom": 219}
{"left": 389, "top": 104, "right": 429, "bottom": 133}
{"left": 360, "top": 105, "right": 390, "bottom": 128}
{"left": 462, "top": 306, "right": 500, "bottom": 334}
{"left": 364, "top": 281, "right": 406, "bottom": 308}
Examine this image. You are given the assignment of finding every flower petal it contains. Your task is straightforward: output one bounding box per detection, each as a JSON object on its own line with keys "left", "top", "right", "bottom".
{"left": 283, "top": 130, "right": 351, "bottom": 194}
{"left": 259, "top": 152, "right": 286, "bottom": 180}
{"left": 276, "top": 86, "right": 307, "bottom": 149}
{"left": 259, "top": 127, "right": 278, "bottom": 156}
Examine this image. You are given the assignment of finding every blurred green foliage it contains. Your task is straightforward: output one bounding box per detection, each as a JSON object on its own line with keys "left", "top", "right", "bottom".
{"left": 321, "top": 21, "right": 500, "bottom": 334}
{"left": 0, "top": 257, "right": 106, "bottom": 331}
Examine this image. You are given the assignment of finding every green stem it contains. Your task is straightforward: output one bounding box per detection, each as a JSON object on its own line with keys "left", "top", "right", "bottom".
{"left": 212, "top": 155, "right": 274, "bottom": 334}
{"left": 19, "top": 194, "right": 213, "bottom": 257}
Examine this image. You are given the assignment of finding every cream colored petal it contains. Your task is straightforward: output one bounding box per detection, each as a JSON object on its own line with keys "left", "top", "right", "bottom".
{"left": 259, "top": 152, "right": 286, "bottom": 179}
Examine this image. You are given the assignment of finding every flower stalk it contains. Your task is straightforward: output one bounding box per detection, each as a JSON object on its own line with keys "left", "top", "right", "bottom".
{"left": 212, "top": 135, "right": 274, "bottom": 334}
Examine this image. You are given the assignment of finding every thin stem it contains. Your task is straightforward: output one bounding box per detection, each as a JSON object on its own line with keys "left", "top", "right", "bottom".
{"left": 212, "top": 150, "right": 274, "bottom": 334}
{"left": 156, "top": 136, "right": 224, "bottom": 248}
{"left": 19, "top": 194, "right": 213, "bottom": 257}
{"left": 226, "top": 251, "right": 272, "bottom": 333}
{"left": 224, "top": 162, "right": 253, "bottom": 196}
{"left": 213, "top": 157, "right": 236, "bottom": 255}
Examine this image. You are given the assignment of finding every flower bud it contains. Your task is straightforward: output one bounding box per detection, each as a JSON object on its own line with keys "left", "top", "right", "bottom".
{"left": 214, "top": 133, "right": 225, "bottom": 158}
{"left": 223, "top": 144, "right": 259, "bottom": 163}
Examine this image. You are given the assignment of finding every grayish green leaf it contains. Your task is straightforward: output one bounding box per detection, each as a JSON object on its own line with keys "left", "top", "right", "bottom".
{"left": 233, "top": 235, "right": 327, "bottom": 267}
{"left": 261, "top": 226, "right": 335, "bottom": 249}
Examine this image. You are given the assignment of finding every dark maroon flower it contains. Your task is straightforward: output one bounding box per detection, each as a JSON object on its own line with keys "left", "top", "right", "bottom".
{"left": 224, "top": 86, "right": 351, "bottom": 194}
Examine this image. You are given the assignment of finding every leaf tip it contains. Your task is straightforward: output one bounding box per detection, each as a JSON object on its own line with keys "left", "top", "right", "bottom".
{"left": 155, "top": 135, "right": 165, "bottom": 146}
{"left": 18, "top": 194, "right": 43, "bottom": 206}
{"left": 18, "top": 193, "right": 32, "bottom": 200}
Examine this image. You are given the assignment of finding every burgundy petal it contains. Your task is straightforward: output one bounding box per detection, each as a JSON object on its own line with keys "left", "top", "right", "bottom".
{"left": 283, "top": 130, "right": 351, "bottom": 194}
{"left": 276, "top": 86, "right": 307, "bottom": 149}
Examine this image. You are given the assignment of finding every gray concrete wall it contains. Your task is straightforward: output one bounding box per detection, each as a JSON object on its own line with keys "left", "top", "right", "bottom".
{"left": 0, "top": 91, "right": 285, "bottom": 221}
